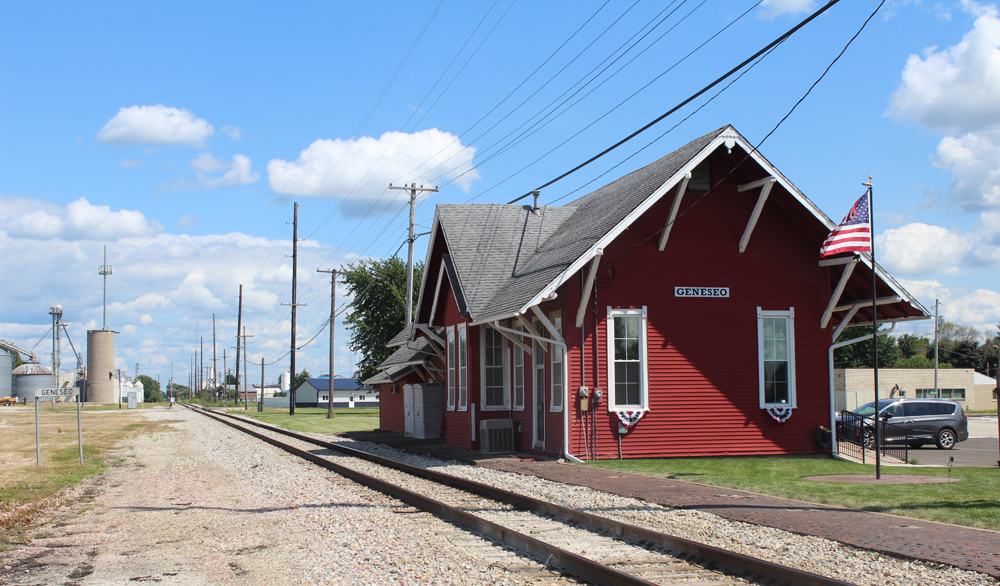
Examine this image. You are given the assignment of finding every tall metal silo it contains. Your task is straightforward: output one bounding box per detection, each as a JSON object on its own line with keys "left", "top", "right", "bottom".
{"left": 14, "top": 363, "right": 54, "bottom": 400}
{"left": 0, "top": 353, "right": 12, "bottom": 398}
{"left": 87, "top": 330, "right": 116, "bottom": 404}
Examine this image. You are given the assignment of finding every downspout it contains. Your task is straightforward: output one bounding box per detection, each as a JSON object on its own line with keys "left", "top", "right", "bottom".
{"left": 492, "top": 318, "right": 582, "bottom": 463}
{"left": 829, "top": 322, "right": 895, "bottom": 457}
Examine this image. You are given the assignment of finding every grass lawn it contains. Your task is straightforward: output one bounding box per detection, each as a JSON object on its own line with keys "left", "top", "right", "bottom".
{"left": 586, "top": 456, "right": 1000, "bottom": 531}
{"left": 0, "top": 407, "right": 175, "bottom": 550}
{"left": 238, "top": 407, "right": 380, "bottom": 434}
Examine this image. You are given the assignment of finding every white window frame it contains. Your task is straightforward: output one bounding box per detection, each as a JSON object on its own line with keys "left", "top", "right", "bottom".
{"left": 606, "top": 307, "right": 649, "bottom": 412}
{"left": 480, "top": 325, "right": 509, "bottom": 410}
{"left": 446, "top": 326, "right": 456, "bottom": 410}
{"left": 512, "top": 324, "right": 525, "bottom": 411}
{"left": 550, "top": 312, "right": 564, "bottom": 412}
{"left": 757, "top": 307, "right": 796, "bottom": 409}
{"left": 458, "top": 323, "right": 468, "bottom": 411}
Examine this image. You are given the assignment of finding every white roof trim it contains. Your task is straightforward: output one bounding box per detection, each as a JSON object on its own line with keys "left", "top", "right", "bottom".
{"left": 517, "top": 126, "right": 929, "bottom": 321}
{"left": 412, "top": 214, "right": 441, "bottom": 337}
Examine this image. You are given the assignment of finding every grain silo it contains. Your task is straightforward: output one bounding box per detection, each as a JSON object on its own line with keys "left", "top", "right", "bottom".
{"left": 14, "top": 363, "right": 54, "bottom": 400}
{"left": 0, "top": 353, "right": 12, "bottom": 399}
{"left": 86, "top": 330, "right": 116, "bottom": 404}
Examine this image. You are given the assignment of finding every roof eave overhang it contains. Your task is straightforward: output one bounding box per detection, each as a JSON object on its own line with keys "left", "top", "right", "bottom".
{"left": 517, "top": 129, "right": 737, "bottom": 314}
{"left": 516, "top": 127, "right": 930, "bottom": 322}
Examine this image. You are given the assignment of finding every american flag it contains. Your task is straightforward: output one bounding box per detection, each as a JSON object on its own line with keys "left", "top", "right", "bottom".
{"left": 819, "top": 193, "right": 871, "bottom": 258}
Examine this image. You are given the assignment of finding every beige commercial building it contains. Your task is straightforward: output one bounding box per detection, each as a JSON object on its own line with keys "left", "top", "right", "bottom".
{"left": 835, "top": 368, "right": 997, "bottom": 412}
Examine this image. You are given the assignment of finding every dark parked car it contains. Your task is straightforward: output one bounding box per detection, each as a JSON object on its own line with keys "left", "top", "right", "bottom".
{"left": 837, "top": 398, "right": 968, "bottom": 450}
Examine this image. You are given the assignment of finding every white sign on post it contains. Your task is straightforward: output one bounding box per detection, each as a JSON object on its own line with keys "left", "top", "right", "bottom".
{"left": 34, "top": 388, "right": 79, "bottom": 399}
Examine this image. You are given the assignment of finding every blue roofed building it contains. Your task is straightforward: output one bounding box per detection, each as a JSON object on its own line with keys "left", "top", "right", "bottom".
{"left": 295, "top": 376, "right": 378, "bottom": 408}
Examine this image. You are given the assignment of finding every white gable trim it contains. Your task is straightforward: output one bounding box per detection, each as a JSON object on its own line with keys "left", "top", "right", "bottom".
{"left": 517, "top": 126, "right": 928, "bottom": 322}
{"left": 412, "top": 214, "right": 441, "bottom": 340}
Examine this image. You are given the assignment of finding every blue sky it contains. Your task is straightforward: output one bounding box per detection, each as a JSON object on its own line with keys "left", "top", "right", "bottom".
{"left": 2, "top": 0, "right": 999, "bottom": 386}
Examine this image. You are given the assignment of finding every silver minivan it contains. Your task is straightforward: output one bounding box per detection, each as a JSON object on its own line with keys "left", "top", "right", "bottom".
{"left": 851, "top": 398, "right": 969, "bottom": 450}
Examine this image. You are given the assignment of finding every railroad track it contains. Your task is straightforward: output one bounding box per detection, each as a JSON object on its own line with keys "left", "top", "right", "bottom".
{"left": 183, "top": 404, "right": 855, "bottom": 586}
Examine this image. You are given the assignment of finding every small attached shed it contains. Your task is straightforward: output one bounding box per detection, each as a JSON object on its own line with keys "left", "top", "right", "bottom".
{"left": 381, "top": 125, "right": 929, "bottom": 460}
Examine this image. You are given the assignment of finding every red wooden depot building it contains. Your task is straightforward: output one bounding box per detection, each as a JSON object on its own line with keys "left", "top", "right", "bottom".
{"left": 366, "top": 126, "right": 929, "bottom": 460}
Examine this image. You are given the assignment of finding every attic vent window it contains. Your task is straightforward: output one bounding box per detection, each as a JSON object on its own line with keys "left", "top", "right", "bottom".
{"left": 688, "top": 160, "right": 711, "bottom": 192}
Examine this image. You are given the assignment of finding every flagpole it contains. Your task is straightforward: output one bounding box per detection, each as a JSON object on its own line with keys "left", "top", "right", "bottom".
{"left": 863, "top": 175, "right": 880, "bottom": 479}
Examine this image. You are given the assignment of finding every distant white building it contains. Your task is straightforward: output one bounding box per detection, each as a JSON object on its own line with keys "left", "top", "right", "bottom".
{"left": 294, "top": 377, "right": 378, "bottom": 408}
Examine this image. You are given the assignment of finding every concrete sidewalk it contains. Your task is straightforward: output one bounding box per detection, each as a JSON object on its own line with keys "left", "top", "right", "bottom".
{"left": 346, "top": 430, "right": 1000, "bottom": 579}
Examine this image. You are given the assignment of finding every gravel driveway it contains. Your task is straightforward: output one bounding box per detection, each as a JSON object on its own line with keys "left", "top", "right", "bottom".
{"left": 0, "top": 408, "right": 530, "bottom": 585}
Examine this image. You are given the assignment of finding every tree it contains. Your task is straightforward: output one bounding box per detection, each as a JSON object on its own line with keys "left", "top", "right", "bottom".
{"left": 225, "top": 373, "right": 237, "bottom": 385}
{"left": 834, "top": 325, "right": 900, "bottom": 368}
{"left": 897, "top": 334, "right": 930, "bottom": 360}
{"left": 342, "top": 256, "right": 423, "bottom": 382}
{"left": 895, "top": 354, "right": 934, "bottom": 369}
{"left": 293, "top": 369, "right": 310, "bottom": 391}
{"left": 137, "top": 375, "right": 162, "bottom": 402}
{"left": 168, "top": 383, "right": 190, "bottom": 400}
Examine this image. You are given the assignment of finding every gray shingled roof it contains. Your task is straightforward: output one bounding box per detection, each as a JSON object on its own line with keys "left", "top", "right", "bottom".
{"left": 433, "top": 126, "right": 727, "bottom": 324}
{"left": 379, "top": 338, "right": 434, "bottom": 368}
{"left": 362, "top": 364, "right": 414, "bottom": 385}
{"left": 386, "top": 324, "right": 414, "bottom": 348}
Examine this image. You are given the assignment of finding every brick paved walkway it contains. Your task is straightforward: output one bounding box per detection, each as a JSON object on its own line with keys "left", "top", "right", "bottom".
{"left": 347, "top": 431, "right": 1000, "bottom": 579}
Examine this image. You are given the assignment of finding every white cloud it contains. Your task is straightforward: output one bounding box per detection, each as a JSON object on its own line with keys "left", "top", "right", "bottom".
{"left": 888, "top": 7, "right": 1000, "bottom": 133}
{"left": 267, "top": 129, "right": 479, "bottom": 217}
{"left": 878, "top": 212, "right": 1000, "bottom": 275}
{"left": 887, "top": 6, "right": 1000, "bottom": 211}
{"left": 221, "top": 125, "right": 242, "bottom": 140}
{"left": 897, "top": 279, "right": 1000, "bottom": 332}
{"left": 119, "top": 158, "right": 142, "bottom": 168}
{"left": 194, "top": 154, "right": 260, "bottom": 188}
{"left": 0, "top": 196, "right": 163, "bottom": 241}
{"left": 97, "top": 105, "right": 215, "bottom": 147}
{"left": 933, "top": 130, "right": 1000, "bottom": 210}
{"left": 759, "top": 0, "right": 816, "bottom": 18}
{"left": 175, "top": 215, "right": 199, "bottom": 229}
{"left": 0, "top": 195, "right": 365, "bottom": 378}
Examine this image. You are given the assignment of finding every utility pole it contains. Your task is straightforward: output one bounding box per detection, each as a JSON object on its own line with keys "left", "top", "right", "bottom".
{"left": 283, "top": 203, "right": 306, "bottom": 415}
{"left": 242, "top": 326, "right": 253, "bottom": 410}
{"left": 236, "top": 284, "right": 243, "bottom": 410}
{"left": 222, "top": 349, "right": 227, "bottom": 406}
{"left": 389, "top": 182, "right": 438, "bottom": 326}
{"left": 259, "top": 357, "right": 265, "bottom": 413}
{"left": 212, "top": 313, "right": 217, "bottom": 398}
{"left": 169, "top": 361, "right": 173, "bottom": 402}
{"left": 135, "top": 362, "right": 138, "bottom": 380}
{"left": 317, "top": 268, "right": 338, "bottom": 419}
{"left": 200, "top": 337, "right": 204, "bottom": 401}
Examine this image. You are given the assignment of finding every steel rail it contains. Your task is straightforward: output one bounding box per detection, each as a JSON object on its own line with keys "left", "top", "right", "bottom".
{"left": 187, "top": 405, "right": 856, "bottom": 586}
{"left": 186, "top": 404, "right": 655, "bottom": 586}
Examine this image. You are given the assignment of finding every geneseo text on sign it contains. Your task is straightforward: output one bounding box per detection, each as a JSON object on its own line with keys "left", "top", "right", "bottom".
{"left": 34, "top": 388, "right": 79, "bottom": 398}
{"left": 674, "top": 287, "right": 729, "bottom": 298}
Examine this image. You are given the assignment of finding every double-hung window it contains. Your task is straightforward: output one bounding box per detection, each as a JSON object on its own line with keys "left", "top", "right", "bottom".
{"left": 757, "top": 307, "right": 796, "bottom": 408}
{"left": 606, "top": 307, "right": 648, "bottom": 411}
{"left": 446, "top": 327, "right": 456, "bottom": 410}
{"left": 458, "top": 323, "right": 468, "bottom": 410}
{"left": 512, "top": 324, "right": 525, "bottom": 410}
{"left": 481, "top": 326, "right": 508, "bottom": 409}
{"left": 550, "top": 313, "right": 564, "bottom": 412}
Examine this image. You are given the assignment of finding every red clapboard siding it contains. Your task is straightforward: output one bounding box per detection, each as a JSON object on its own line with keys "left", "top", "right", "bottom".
{"left": 378, "top": 382, "right": 404, "bottom": 433}
{"left": 563, "top": 167, "right": 833, "bottom": 459}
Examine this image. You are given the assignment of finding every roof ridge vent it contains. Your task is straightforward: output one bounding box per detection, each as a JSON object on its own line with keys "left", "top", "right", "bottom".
{"left": 523, "top": 190, "right": 541, "bottom": 215}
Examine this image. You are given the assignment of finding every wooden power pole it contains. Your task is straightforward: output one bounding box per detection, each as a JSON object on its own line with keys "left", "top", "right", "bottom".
{"left": 317, "top": 268, "right": 337, "bottom": 419}
{"left": 236, "top": 284, "right": 243, "bottom": 409}
{"left": 389, "top": 182, "right": 437, "bottom": 325}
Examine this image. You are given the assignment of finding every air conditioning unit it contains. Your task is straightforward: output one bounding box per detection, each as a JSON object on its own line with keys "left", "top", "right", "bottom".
{"left": 480, "top": 419, "right": 515, "bottom": 453}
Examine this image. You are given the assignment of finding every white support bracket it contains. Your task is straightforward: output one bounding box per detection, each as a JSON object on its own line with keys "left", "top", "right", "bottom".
{"left": 737, "top": 176, "right": 776, "bottom": 253}
{"left": 658, "top": 173, "right": 691, "bottom": 251}
{"left": 416, "top": 324, "right": 445, "bottom": 348}
{"left": 428, "top": 263, "right": 446, "bottom": 326}
{"left": 833, "top": 295, "right": 901, "bottom": 313}
{"left": 831, "top": 303, "right": 862, "bottom": 342}
{"left": 531, "top": 306, "right": 564, "bottom": 345}
{"left": 820, "top": 257, "right": 858, "bottom": 329}
{"left": 575, "top": 249, "right": 603, "bottom": 328}
{"left": 493, "top": 321, "right": 532, "bottom": 355}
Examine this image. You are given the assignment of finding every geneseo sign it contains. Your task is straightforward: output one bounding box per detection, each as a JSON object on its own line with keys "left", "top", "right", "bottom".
{"left": 34, "top": 387, "right": 79, "bottom": 399}
{"left": 674, "top": 287, "right": 729, "bottom": 298}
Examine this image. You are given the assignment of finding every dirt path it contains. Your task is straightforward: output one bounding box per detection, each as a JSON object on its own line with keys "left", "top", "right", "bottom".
{"left": 1, "top": 409, "right": 305, "bottom": 586}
